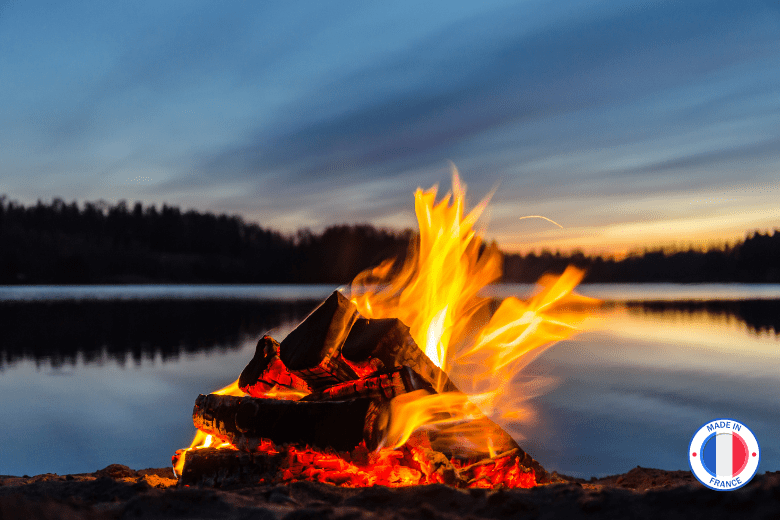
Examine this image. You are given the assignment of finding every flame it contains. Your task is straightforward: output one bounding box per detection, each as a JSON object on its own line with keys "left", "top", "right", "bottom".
{"left": 260, "top": 384, "right": 310, "bottom": 400}
{"left": 350, "top": 170, "right": 501, "bottom": 375}
{"left": 349, "top": 167, "right": 596, "bottom": 452}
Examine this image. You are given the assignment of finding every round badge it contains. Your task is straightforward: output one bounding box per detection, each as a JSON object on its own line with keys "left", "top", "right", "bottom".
{"left": 689, "top": 418, "right": 760, "bottom": 491}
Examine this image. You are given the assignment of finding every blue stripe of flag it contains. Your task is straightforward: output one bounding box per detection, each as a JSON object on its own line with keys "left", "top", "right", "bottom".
{"left": 701, "top": 432, "right": 718, "bottom": 477}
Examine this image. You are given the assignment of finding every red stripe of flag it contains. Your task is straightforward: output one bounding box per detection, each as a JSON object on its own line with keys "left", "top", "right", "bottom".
{"left": 732, "top": 433, "right": 749, "bottom": 477}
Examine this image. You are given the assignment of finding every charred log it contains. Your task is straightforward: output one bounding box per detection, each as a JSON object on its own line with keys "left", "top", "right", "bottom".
{"left": 177, "top": 447, "right": 282, "bottom": 487}
{"left": 279, "top": 291, "right": 360, "bottom": 388}
{"left": 277, "top": 292, "right": 456, "bottom": 393}
{"left": 193, "top": 393, "right": 380, "bottom": 452}
{"left": 341, "top": 317, "right": 457, "bottom": 393}
{"left": 238, "top": 335, "right": 310, "bottom": 398}
{"left": 300, "top": 366, "right": 433, "bottom": 402}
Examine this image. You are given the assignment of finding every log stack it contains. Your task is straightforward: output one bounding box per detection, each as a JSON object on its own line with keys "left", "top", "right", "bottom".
{"left": 180, "top": 291, "right": 548, "bottom": 487}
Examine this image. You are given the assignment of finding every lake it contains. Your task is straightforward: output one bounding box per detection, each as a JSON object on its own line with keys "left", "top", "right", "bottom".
{"left": 1, "top": 284, "right": 778, "bottom": 479}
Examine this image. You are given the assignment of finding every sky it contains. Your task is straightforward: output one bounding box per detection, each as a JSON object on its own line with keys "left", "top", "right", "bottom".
{"left": 1, "top": 0, "right": 779, "bottom": 255}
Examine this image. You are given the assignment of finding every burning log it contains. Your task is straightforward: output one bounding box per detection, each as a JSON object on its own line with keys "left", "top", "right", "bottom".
{"left": 275, "top": 291, "right": 456, "bottom": 392}
{"left": 300, "top": 366, "right": 433, "bottom": 402}
{"left": 276, "top": 292, "right": 457, "bottom": 393}
{"left": 176, "top": 447, "right": 283, "bottom": 487}
{"left": 177, "top": 440, "right": 470, "bottom": 488}
{"left": 279, "top": 291, "right": 360, "bottom": 388}
{"left": 341, "top": 317, "right": 458, "bottom": 393}
{"left": 193, "top": 393, "right": 382, "bottom": 452}
{"left": 238, "top": 336, "right": 310, "bottom": 399}
{"left": 234, "top": 294, "right": 528, "bottom": 464}
{"left": 177, "top": 441, "right": 537, "bottom": 488}
{"left": 429, "top": 425, "right": 548, "bottom": 482}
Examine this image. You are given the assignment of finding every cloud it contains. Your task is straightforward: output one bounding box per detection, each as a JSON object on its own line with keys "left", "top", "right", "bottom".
{"left": 167, "top": 0, "right": 779, "bottom": 203}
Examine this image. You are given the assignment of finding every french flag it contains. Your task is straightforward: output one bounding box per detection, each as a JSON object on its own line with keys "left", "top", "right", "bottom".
{"left": 701, "top": 432, "right": 749, "bottom": 478}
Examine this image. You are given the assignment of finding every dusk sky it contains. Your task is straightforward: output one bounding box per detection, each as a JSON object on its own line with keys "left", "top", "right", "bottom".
{"left": 2, "top": 0, "right": 779, "bottom": 255}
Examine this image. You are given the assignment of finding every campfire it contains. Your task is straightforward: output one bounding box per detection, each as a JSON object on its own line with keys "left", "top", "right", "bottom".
{"left": 172, "top": 170, "right": 593, "bottom": 489}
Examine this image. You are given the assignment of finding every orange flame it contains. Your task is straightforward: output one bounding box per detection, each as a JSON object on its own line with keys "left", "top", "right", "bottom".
{"left": 349, "top": 167, "right": 596, "bottom": 452}
{"left": 350, "top": 170, "right": 501, "bottom": 376}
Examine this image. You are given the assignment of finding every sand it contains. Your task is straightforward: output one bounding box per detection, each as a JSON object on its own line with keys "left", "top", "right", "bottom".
{"left": 1, "top": 464, "right": 778, "bottom": 519}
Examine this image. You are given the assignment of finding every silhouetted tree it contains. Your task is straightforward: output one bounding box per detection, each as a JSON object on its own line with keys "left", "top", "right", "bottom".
{"left": 0, "top": 196, "right": 411, "bottom": 284}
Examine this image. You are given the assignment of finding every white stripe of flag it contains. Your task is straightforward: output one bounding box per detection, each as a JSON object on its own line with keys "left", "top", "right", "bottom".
{"left": 715, "top": 433, "right": 733, "bottom": 477}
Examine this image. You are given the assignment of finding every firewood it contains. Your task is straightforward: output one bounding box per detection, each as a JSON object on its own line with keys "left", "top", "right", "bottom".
{"left": 177, "top": 447, "right": 282, "bottom": 487}
{"left": 279, "top": 291, "right": 360, "bottom": 388}
{"left": 300, "top": 366, "right": 433, "bottom": 402}
{"left": 238, "top": 335, "right": 310, "bottom": 398}
{"left": 276, "top": 295, "right": 527, "bottom": 462}
{"left": 277, "top": 292, "right": 454, "bottom": 393}
{"left": 193, "top": 393, "right": 376, "bottom": 452}
{"left": 226, "top": 292, "right": 546, "bottom": 482}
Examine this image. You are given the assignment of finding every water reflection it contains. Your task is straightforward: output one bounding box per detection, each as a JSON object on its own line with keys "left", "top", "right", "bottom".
{"left": 2, "top": 290, "right": 777, "bottom": 372}
{"left": 0, "top": 299, "right": 320, "bottom": 370}
{"left": 626, "top": 300, "right": 780, "bottom": 336}
{"left": 515, "top": 299, "right": 780, "bottom": 479}
{"left": 1, "top": 290, "right": 779, "bottom": 478}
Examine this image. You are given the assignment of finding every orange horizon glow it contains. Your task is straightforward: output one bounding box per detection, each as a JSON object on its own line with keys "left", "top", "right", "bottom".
{"left": 497, "top": 220, "right": 779, "bottom": 258}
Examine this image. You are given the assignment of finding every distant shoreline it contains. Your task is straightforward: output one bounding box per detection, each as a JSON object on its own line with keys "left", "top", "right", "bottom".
{"left": 2, "top": 197, "right": 778, "bottom": 285}
{"left": 3, "top": 282, "right": 780, "bottom": 302}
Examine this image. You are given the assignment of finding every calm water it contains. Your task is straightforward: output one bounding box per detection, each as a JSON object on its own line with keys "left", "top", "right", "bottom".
{"left": 0, "top": 284, "right": 778, "bottom": 479}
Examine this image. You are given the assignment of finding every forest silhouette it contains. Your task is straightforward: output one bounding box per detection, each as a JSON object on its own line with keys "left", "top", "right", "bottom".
{"left": 1, "top": 196, "right": 778, "bottom": 285}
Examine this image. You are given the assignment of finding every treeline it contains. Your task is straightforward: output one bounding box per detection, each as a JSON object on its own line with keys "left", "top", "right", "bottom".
{"left": 0, "top": 197, "right": 410, "bottom": 284}
{"left": 504, "top": 231, "right": 780, "bottom": 283}
{"left": 1, "top": 196, "right": 778, "bottom": 284}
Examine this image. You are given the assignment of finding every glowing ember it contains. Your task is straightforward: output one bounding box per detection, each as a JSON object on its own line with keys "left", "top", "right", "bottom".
{"left": 174, "top": 167, "right": 593, "bottom": 488}
{"left": 173, "top": 440, "right": 536, "bottom": 488}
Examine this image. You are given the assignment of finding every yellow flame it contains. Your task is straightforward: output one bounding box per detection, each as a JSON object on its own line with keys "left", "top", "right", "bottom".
{"left": 350, "top": 168, "right": 502, "bottom": 376}
{"left": 349, "top": 167, "right": 596, "bottom": 451}
{"left": 381, "top": 389, "right": 486, "bottom": 449}
{"left": 263, "top": 384, "right": 310, "bottom": 400}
